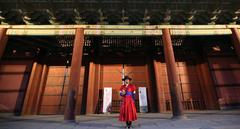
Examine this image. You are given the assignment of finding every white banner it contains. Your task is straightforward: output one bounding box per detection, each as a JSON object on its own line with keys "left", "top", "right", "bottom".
{"left": 103, "top": 87, "right": 112, "bottom": 113}
{"left": 138, "top": 87, "right": 148, "bottom": 113}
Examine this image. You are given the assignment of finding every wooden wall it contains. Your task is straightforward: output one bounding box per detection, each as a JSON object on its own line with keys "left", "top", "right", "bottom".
{"left": 39, "top": 66, "right": 85, "bottom": 115}
{"left": 87, "top": 57, "right": 156, "bottom": 113}
{"left": 208, "top": 56, "right": 240, "bottom": 109}
{"left": 154, "top": 60, "right": 206, "bottom": 112}
{"left": 0, "top": 60, "right": 32, "bottom": 115}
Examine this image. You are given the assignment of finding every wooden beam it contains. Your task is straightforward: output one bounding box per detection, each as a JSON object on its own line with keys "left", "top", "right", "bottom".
{"left": 0, "top": 25, "right": 239, "bottom": 36}
{"left": 153, "top": 60, "right": 166, "bottom": 112}
{"left": 231, "top": 28, "right": 240, "bottom": 59}
{"left": 0, "top": 28, "right": 8, "bottom": 59}
{"left": 5, "top": 28, "right": 235, "bottom": 36}
{"left": 162, "top": 28, "right": 185, "bottom": 119}
{"left": 34, "top": 65, "right": 49, "bottom": 115}
{"left": 86, "top": 62, "right": 96, "bottom": 114}
{"left": 22, "top": 62, "right": 43, "bottom": 115}
{"left": 1, "top": 24, "right": 240, "bottom": 29}
{"left": 64, "top": 28, "right": 84, "bottom": 122}
{"left": 196, "top": 62, "right": 219, "bottom": 110}
{"left": 86, "top": 62, "right": 101, "bottom": 114}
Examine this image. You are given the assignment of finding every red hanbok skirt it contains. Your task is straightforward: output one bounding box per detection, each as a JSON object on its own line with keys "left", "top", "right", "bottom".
{"left": 119, "top": 96, "right": 137, "bottom": 121}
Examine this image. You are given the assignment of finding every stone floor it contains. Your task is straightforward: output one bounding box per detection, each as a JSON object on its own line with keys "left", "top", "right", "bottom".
{"left": 0, "top": 110, "right": 240, "bottom": 129}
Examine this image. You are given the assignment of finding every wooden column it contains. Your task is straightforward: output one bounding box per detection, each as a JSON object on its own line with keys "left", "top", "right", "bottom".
{"left": 86, "top": 62, "right": 96, "bottom": 114}
{"left": 162, "top": 28, "right": 185, "bottom": 119}
{"left": 145, "top": 63, "right": 155, "bottom": 112}
{"left": 75, "top": 66, "right": 85, "bottom": 114}
{"left": 22, "top": 62, "right": 43, "bottom": 115}
{"left": 34, "top": 65, "right": 49, "bottom": 114}
{"left": 93, "top": 64, "right": 101, "bottom": 113}
{"left": 153, "top": 60, "right": 166, "bottom": 112}
{"left": 0, "top": 28, "right": 8, "bottom": 59}
{"left": 86, "top": 62, "right": 101, "bottom": 114}
{"left": 197, "top": 62, "right": 219, "bottom": 109}
{"left": 231, "top": 28, "right": 240, "bottom": 59}
{"left": 64, "top": 28, "right": 84, "bottom": 121}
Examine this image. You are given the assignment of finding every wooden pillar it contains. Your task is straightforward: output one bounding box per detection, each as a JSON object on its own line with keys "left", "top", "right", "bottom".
{"left": 34, "top": 65, "right": 49, "bottom": 114}
{"left": 93, "top": 64, "right": 101, "bottom": 113}
{"left": 145, "top": 63, "right": 155, "bottom": 112}
{"left": 64, "top": 28, "right": 84, "bottom": 122}
{"left": 153, "top": 60, "right": 166, "bottom": 112}
{"left": 197, "top": 62, "right": 219, "bottom": 109}
{"left": 86, "top": 62, "right": 101, "bottom": 114}
{"left": 0, "top": 28, "right": 8, "bottom": 59}
{"left": 75, "top": 66, "right": 85, "bottom": 114}
{"left": 86, "top": 62, "right": 96, "bottom": 114}
{"left": 231, "top": 28, "right": 240, "bottom": 59}
{"left": 22, "top": 62, "right": 43, "bottom": 115}
{"left": 162, "top": 28, "right": 185, "bottom": 119}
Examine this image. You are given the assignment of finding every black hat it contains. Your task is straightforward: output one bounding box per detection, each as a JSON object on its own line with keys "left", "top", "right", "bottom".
{"left": 122, "top": 75, "right": 132, "bottom": 81}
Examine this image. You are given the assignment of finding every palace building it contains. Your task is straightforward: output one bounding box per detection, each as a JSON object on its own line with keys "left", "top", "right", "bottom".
{"left": 0, "top": 0, "right": 240, "bottom": 121}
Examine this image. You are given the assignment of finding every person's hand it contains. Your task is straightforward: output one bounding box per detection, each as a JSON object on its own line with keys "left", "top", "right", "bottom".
{"left": 122, "top": 90, "right": 126, "bottom": 95}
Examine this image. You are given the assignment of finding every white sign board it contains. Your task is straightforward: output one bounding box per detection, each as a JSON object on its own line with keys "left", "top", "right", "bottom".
{"left": 103, "top": 87, "right": 112, "bottom": 113}
{"left": 138, "top": 87, "right": 148, "bottom": 113}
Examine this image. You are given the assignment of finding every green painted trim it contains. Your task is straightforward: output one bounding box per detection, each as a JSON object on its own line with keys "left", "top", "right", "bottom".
{"left": 1, "top": 24, "right": 239, "bottom": 36}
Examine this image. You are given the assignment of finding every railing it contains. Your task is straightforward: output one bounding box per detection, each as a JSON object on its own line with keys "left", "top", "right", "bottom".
{"left": 166, "top": 98, "right": 206, "bottom": 111}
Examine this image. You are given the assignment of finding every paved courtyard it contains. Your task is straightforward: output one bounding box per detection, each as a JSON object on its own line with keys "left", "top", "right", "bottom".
{"left": 0, "top": 110, "right": 240, "bottom": 129}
